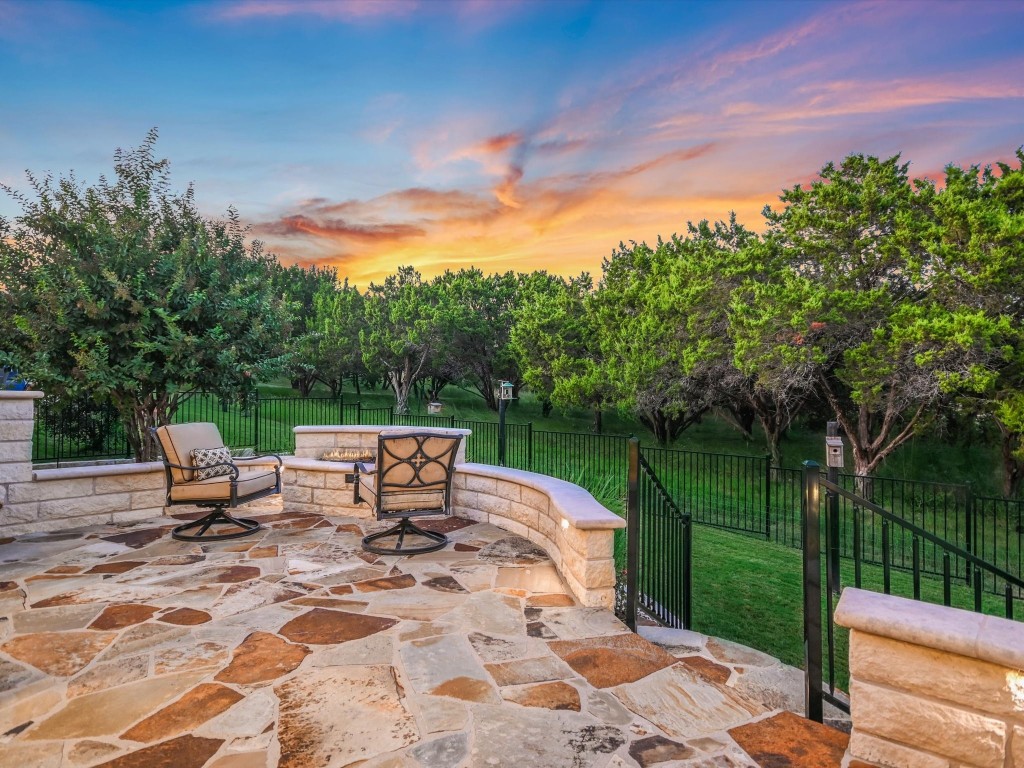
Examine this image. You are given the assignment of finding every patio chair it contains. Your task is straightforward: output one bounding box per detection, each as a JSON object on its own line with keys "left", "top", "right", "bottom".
{"left": 153, "top": 422, "right": 282, "bottom": 542}
{"left": 350, "top": 431, "right": 462, "bottom": 555}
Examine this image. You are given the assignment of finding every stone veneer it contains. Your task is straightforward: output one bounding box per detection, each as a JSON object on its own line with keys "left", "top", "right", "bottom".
{"left": 835, "top": 587, "right": 1024, "bottom": 768}
{"left": 1, "top": 402, "right": 624, "bottom": 610}
{"left": 0, "top": 391, "right": 168, "bottom": 536}
{"left": 282, "top": 426, "right": 624, "bottom": 609}
{"left": 291, "top": 424, "right": 471, "bottom": 462}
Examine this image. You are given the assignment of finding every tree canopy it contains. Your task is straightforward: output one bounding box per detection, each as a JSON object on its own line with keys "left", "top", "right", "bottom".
{"left": 0, "top": 130, "right": 290, "bottom": 460}
{"left": 5, "top": 136, "right": 1023, "bottom": 496}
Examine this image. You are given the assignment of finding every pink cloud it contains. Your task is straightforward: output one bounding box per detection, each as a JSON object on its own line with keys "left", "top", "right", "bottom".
{"left": 215, "top": 0, "right": 419, "bottom": 22}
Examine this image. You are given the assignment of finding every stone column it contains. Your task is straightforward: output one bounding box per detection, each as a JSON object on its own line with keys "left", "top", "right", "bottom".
{"left": 0, "top": 391, "right": 43, "bottom": 525}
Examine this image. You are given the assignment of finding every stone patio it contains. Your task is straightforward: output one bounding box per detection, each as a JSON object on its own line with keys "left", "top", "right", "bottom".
{"left": 0, "top": 501, "right": 849, "bottom": 767}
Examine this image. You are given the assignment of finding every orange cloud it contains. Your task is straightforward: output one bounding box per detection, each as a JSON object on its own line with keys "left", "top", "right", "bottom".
{"left": 254, "top": 140, "right": 730, "bottom": 286}
{"left": 259, "top": 215, "right": 425, "bottom": 242}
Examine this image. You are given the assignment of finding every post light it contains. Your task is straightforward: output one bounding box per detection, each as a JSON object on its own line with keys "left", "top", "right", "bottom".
{"left": 498, "top": 381, "right": 516, "bottom": 466}
{"left": 825, "top": 422, "right": 843, "bottom": 595}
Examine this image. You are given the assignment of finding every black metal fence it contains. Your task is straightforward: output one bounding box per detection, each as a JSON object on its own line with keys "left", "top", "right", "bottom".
{"left": 625, "top": 439, "right": 693, "bottom": 631}
{"left": 801, "top": 461, "right": 1024, "bottom": 722}
{"left": 30, "top": 393, "right": 1024, "bottom": 599}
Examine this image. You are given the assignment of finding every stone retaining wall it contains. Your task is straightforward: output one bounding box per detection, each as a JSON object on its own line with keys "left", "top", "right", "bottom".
{"left": 450, "top": 464, "right": 622, "bottom": 610}
{"left": 835, "top": 588, "right": 1024, "bottom": 768}
{"left": 0, "top": 392, "right": 166, "bottom": 536}
{"left": 1, "top": 401, "right": 624, "bottom": 610}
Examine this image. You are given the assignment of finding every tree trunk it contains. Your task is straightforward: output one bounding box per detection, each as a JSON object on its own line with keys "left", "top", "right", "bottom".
{"left": 822, "top": 377, "right": 926, "bottom": 499}
{"left": 996, "top": 419, "right": 1023, "bottom": 498}
{"left": 541, "top": 399, "right": 553, "bottom": 418}
{"left": 592, "top": 408, "right": 603, "bottom": 434}
{"left": 352, "top": 373, "right": 361, "bottom": 396}
{"left": 477, "top": 371, "right": 498, "bottom": 411}
{"left": 718, "top": 404, "right": 755, "bottom": 441}
{"left": 390, "top": 370, "right": 411, "bottom": 415}
{"left": 427, "top": 377, "right": 448, "bottom": 402}
{"left": 118, "top": 392, "right": 182, "bottom": 462}
{"left": 638, "top": 406, "right": 705, "bottom": 445}
{"left": 389, "top": 355, "right": 423, "bottom": 416}
{"left": 294, "top": 371, "right": 317, "bottom": 398}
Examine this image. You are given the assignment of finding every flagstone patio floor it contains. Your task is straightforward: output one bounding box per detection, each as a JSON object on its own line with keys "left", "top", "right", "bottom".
{"left": 0, "top": 501, "right": 850, "bottom": 767}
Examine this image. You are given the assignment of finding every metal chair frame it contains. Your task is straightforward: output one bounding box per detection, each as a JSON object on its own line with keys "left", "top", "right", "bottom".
{"left": 153, "top": 427, "right": 282, "bottom": 542}
{"left": 349, "top": 432, "right": 462, "bottom": 555}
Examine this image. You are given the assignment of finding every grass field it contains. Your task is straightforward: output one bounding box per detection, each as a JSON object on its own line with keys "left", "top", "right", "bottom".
{"left": 689, "top": 522, "right": 1015, "bottom": 689}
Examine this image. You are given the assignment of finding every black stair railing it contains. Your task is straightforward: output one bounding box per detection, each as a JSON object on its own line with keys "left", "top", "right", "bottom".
{"left": 801, "top": 460, "right": 1024, "bottom": 723}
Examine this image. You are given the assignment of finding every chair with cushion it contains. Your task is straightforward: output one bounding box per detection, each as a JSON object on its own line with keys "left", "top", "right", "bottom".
{"left": 154, "top": 422, "right": 282, "bottom": 542}
{"left": 350, "top": 431, "right": 462, "bottom": 555}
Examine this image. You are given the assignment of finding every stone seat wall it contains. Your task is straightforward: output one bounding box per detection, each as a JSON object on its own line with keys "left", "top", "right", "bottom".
{"left": 280, "top": 426, "right": 624, "bottom": 609}
{"left": 835, "top": 588, "right": 1024, "bottom": 768}
{"left": 0, "top": 402, "right": 624, "bottom": 610}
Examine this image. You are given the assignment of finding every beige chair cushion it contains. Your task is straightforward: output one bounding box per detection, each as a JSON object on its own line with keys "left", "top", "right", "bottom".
{"left": 358, "top": 473, "right": 444, "bottom": 514}
{"left": 169, "top": 467, "right": 277, "bottom": 502}
{"left": 156, "top": 423, "right": 225, "bottom": 483}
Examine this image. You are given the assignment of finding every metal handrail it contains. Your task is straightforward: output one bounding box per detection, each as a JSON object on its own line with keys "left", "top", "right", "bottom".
{"left": 820, "top": 476, "right": 1024, "bottom": 590}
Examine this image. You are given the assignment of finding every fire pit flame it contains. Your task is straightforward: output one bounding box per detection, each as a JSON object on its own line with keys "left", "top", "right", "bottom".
{"left": 320, "top": 448, "right": 374, "bottom": 462}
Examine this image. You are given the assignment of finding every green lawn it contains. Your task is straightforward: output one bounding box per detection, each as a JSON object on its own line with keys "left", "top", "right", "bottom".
{"left": 688, "top": 522, "right": 1016, "bottom": 689}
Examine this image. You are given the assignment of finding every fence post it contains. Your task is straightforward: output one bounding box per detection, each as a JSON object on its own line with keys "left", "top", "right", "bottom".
{"left": 826, "top": 424, "right": 841, "bottom": 595}
{"left": 625, "top": 438, "right": 640, "bottom": 633}
{"left": 802, "top": 460, "right": 824, "bottom": 723}
{"left": 764, "top": 453, "right": 772, "bottom": 541}
{"left": 253, "top": 392, "right": 261, "bottom": 454}
{"left": 498, "top": 397, "right": 508, "bottom": 467}
{"left": 528, "top": 422, "right": 534, "bottom": 472}
{"left": 965, "top": 481, "right": 974, "bottom": 585}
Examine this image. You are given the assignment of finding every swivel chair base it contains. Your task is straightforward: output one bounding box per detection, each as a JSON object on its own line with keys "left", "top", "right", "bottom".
{"left": 171, "top": 507, "right": 262, "bottom": 542}
{"left": 361, "top": 518, "right": 447, "bottom": 555}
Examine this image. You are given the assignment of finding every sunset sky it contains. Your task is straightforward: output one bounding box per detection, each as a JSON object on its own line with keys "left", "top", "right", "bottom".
{"left": 2, "top": 0, "right": 1023, "bottom": 287}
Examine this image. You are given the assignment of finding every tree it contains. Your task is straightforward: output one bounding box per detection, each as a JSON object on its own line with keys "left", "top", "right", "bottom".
{"left": 432, "top": 269, "right": 521, "bottom": 411}
{"left": 360, "top": 266, "right": 441, "bottom": 415}
{"left": 734, "top": 154, "right": 1005, "bottom": 479}
{"left": 270, "top": 262, "right": 338, "bottom": 396}
{"left": 924, "top": 150, "right": 1024, "bottom": 496}
{"left": 511, "top": 272, "right": 609, "bottom": 429}
{"left": 595, "top": 237, "right": 719, "bottom": 444}
{"left": 308, "top": 278, "right": 366, "bottom": 398}
{"left": 0, "top": 130, "right": 289, "bottom": 461}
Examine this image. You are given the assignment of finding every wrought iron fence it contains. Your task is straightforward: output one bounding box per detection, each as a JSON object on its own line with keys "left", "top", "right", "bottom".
{"left": 28, "top": 393, "right": 1024, "bottom": 599}
{"left": 800, "top": 461, "right": 1024, "bottom": 722}
{"left": 32, "top": 396, "right": 130, "bottom": 464}
{"left": 625, "top": 438, "right": 692, "bottom": 631}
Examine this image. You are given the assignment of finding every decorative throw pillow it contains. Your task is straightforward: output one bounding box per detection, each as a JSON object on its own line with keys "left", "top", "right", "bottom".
{"left": 190, "top": 446, "right": 233, "bottom": 481}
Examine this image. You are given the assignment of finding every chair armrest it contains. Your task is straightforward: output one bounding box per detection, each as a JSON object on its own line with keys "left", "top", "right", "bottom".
{"left": 235, "top": 453, "right": 283, "bottom": 471}
{"left": 160, "top": 459, "right": 239, "bottom": 482}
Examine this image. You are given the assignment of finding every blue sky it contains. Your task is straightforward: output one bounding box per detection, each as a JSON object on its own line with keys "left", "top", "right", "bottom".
{"left": 2, "top": 0, "right": 1022, "bottom": 285}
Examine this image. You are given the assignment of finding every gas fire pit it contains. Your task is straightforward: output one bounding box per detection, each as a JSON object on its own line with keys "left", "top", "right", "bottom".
{"left": 320, "top": 448, "right": 375, "bottom": 462}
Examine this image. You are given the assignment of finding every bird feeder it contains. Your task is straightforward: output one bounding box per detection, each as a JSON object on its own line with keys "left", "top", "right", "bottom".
{"left": 499, "top": 381, "right": 515, "bottom": 400}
